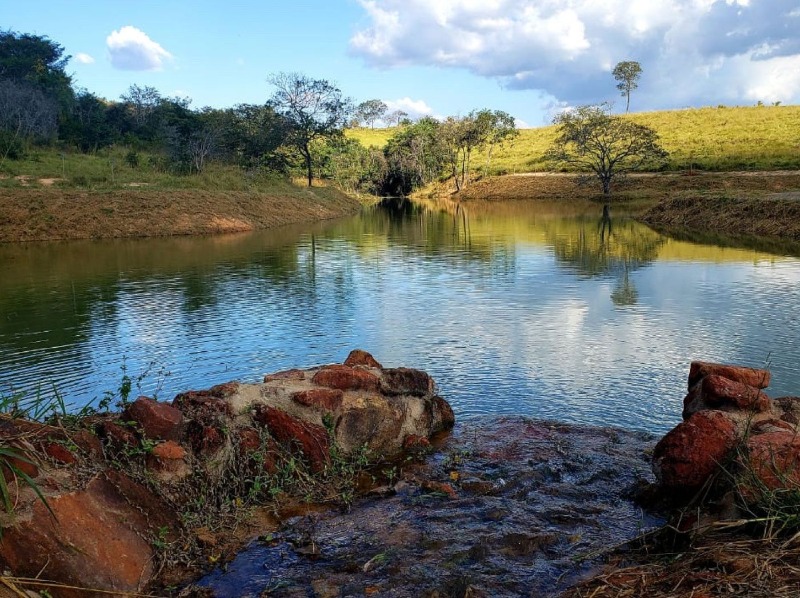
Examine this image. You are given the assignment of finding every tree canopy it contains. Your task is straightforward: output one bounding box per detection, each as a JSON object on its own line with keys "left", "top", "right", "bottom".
{"left": 268, "top": 72, "right": 352, "bottom": 186}
{"left": 547, "top": 104, "right": 667, "bottom": 196}
{"left": 612, "top": 61, "right": 642, "bottom": 114}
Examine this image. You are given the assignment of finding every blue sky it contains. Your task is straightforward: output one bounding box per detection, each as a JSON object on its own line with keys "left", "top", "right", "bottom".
{"left": 4, "top": 0, "right": 799, "bottom": 127}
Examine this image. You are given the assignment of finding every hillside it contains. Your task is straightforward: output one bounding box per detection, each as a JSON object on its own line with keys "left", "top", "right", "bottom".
{"left": 347, "top": 105, "right": 800, "bottom": 174}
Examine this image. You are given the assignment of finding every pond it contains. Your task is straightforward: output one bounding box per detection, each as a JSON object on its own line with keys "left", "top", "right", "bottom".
{"left": 1, "top": 197, "right": 798, "bottom": 434}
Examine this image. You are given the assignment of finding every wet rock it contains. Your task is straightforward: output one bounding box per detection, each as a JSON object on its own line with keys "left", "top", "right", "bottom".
{"left": 688, "top": 361, "right": 771, "bottom": 390}
{"left": 683, "top": 374, "right": 771, "bottom": 420}
{"left": 292, "top": 388, "right": 344, "bottom": 412}
{"left": 264, "top": 368, "right": 307, "bottom": 382}
{"left": 432, "top": 396, "right": 456, "bottom": 431}
{"left": 744, "top": 431, "right": 800, "bottom": 491}
{"left": 403, "top": 434, "right": 432, "bottom": 451}
{"left": 343, "top": 349, "right": 383, "bottom": 369}
{"left": 380, "top": 367, "right": 435, "bottom": 397}
{"left": 421, "top": 480, "right": 457, "bottom": 498}
{"left": 125, "top": 396, "right": 184, "bottom": 441}
{"left": 0, "top": 475, "right": 156, "bottom": 597}
{"left": 254, "top": 405, "right": 330, "bottom": 471}
{"left": 652, "top": 410, "right": 739, "bottom": 490}
{"left": 312, "top": 365, "right": 381, "bottom": 393}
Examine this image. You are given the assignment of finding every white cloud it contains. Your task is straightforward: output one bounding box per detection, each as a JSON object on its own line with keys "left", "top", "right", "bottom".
{"left": 385, "top": 97, "right": 437, "bottom": 119}
{"left": 106, "top": 26, "right": 173, "bottom": 71}
{"left": 75, "top": 53, "right": 95, "bottom": 65}
{"left": 350, "top": 0, "right": 800, "bottom": 110}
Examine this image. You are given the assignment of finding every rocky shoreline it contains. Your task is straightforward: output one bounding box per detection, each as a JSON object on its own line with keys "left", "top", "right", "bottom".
{"left": 2, "top": 355, "right": 800, "bottom": 596}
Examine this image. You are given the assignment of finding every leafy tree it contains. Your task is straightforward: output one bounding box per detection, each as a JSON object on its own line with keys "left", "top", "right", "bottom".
{"left": 546, "top": 104, "right": 667, "bottom": 196}
{"left": 226, "top": 103, "right": 289, "bottom": 172}
{"left": 478, "top": 109, "right": 518, "bottom": 175}
{"left": 267, "top": 72, "right": 352, "bottom": 186}
{"left": 0, "top": 30, "right": 73, "bottom": 110}
{"left": 382, "top": 117, "right": 445, "bottom": 195}
{"left": 612, "top": 61, "right": 642, "bottom": 113}
{"left": 355, "top": 99, "right": 388, "bottom": 128}
{"left": 61, "top": 90, "right": 117, "bottom": 152}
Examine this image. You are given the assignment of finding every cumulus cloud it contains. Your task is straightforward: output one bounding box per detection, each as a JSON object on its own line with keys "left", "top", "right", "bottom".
{"left": 350, "top": 0, "right": 800, "bottom": 109}
{"left": 106, "top": 26, "right": 173, "bottom": 71}
{"left": 75, "top": 53, "right": 95, "bottom": 65}
{"left": 385, "top": 97, "right": 438, "bottom": 119}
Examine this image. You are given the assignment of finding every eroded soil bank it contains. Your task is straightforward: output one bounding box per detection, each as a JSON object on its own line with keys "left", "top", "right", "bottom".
{"left": 188, "top": 417, "right": 660, "bottom": 598}
{"left": 0, "top": 184, "right": 362, "bottom": 243}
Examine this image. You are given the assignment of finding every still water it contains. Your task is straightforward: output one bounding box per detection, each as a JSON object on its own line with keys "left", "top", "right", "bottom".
{"left": 1, "top": 198, "right": 798, "bottom": 434}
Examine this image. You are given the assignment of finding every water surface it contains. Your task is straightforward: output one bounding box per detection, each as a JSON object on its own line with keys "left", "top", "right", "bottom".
{"left": 2, "top": 198, "right": 798, "bottom": 434}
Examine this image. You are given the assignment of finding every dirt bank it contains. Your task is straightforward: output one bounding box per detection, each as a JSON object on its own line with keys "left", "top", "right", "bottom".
{"left": 0, "top": 183, "right": 362, "bottom": 243}
{"left": 439, "top": 171, "right": 800, "bottom": 243}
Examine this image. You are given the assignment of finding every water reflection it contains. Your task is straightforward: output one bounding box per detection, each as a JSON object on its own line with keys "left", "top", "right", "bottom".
{"left": 1, "top": 200, "right": 798, "bottom": 434}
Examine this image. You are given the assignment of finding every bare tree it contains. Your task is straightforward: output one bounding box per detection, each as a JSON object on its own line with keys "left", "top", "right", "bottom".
{"left": 384, "top": 110, "right": 409, "bottom": 127}
{"left": 268, "top": 72, "right": 352, "bottom": 186}
{"left": 0, "top": 80, "right": 58, "bottom": 164}
{"left": 612, "top": 61, "right": 642, "bottom": 113}
{"left": 120, "top": 84, "right": 162, "bottom": 127}
{"left": 546, "top": 104, "right": 667, "bottom": 196}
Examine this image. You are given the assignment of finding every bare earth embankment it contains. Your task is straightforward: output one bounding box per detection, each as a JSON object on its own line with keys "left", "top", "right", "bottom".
{"left": 444, "top": 171, "right": 800, "bottom": 241}
{"left": 0, "top": 183, "right": 362, "bottom": 243}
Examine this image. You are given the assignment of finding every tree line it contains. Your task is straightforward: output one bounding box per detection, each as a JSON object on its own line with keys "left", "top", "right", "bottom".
{"left": 1, "top": 29, "right": 662, "bottom": 198}
{"left": 0, "top": 29, "right": 520, "bottom": 196}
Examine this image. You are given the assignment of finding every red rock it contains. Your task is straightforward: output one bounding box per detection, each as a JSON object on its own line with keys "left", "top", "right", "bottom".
{"left": 403, "top": 435, "right": 431, "bottom": 450}
{"left": 237, "top": 427, "right": 263, "bottom": 453}
{"left": 421, "top": 480, "right": 457, "bottom": 498}
{"left": 173, "top": 388, "right": 234, "bottom": 417}
{"left": 125, "top": 396, "right": 184, "bottom": 441}
{"left": 652, "top": 410, "right": 739, "bottom": 490}
{"left": 292, "top": 388, "right": 344, "bottom": 412}
{"left": 254, "top": 406, "right": 330, "bottom": 472}
{"left": 147, "top": 441, "right": 189, "bottom": 480}
{"left": 97, "top": 421, "right": 138, "bottom": 450}
{"left": 751, "top": 419, "right": 797, "bottom": 434}
{"left": 187, "top": 422, "right": 225, "bottom": 456}
{"left": 151, "top": 440, "right": 186, "bottom": 461}
{"left": 745, "top": 431, "right": 800, "bottom": 491}
{"left": 1, "top": 450, "right": 39, "bottom": 482}
{"left": 312, "top": 365, "right": 381, "bottom": 393}
{"left": 432, "top": 396, "right": 456, "bottom": 430}
{"left": 776, "top": 396, "right": 800, "bottom": 425}
{"left": 0, "top": 475, "right": 156, "bottom": 596}
{"left": 42, "top": 442, "right": 77, "bottom": 465}
{"left": 343, "top": 349, "right": 383, "bottom": 369}
{"left": 688, "top": 361, "right": 771, "bottom": 390}
{"left": 71, "top": 429, "right": 103, "bottom": 457}
{"left": 264, "top": 368, "right": 306, "bottom": 383}
{"left": 683, "top": 375, "right": 771, "bottom": 419}
{"left": 380, "top": 368, "right": 435, "bottom": 397}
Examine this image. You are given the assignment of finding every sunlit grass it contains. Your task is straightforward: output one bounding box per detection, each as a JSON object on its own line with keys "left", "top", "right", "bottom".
{"left": 347, "top": 105, "right": 800, "bottom": 174}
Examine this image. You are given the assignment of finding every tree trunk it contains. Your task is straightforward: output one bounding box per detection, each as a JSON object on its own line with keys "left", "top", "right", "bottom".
{"left": 302, "top": 144, "right": 313, "bottom": 187}
{"left": 625, "top": 91, "right": 631, "bottom": 113}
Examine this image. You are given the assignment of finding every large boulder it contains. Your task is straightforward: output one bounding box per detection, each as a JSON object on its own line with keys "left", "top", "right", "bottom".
{"left": 652, "top": 410, "right": 739, "bottom": 490}
{"left": 688, "top": 361, "right": 771, "bottom": 390}
{"left": 0, "top": 474, "right": 169, "bottom": 597}
{"left": 124, "top": 396, "right": 184, "bottom": 441}
{"left": 683, "top": 374, "right": 772, "bottom": 420}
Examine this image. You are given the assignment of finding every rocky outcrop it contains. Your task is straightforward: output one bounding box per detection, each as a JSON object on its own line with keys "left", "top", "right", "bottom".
{"left": 0, "top": 350, "right": 454, "bottom": 596}
{"left": 654, "top": 360, "right": 800, "bottom": 497}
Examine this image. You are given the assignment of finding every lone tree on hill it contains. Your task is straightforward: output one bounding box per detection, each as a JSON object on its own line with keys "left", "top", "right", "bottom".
{"left": 546, "top": 104, "right": 667, "bottom": 196}
{"left": 612, "top": 61, "right": 642, "bottom": 113}
{"left": 355, "top": 99, "right": 388, "bottom": 128}
{"left": 268, "top": 72, "right": 352, "bottom": 186}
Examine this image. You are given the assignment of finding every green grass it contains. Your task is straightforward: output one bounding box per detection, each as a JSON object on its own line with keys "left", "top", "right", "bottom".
{"left": 347, "top": 105, "right": 800, "bottom": 174}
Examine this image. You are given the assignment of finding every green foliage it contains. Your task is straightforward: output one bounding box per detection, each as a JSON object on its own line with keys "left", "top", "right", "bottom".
{"left": 547, "top": 104, "right": 668, "bottom": 195}
{"left": 354, "top": 99, "right": 388, "bottom": 128}
{"left": 268, "top": 72, "right": 352, "bottom": 187}
{"left": 613, "top": 61, "right": 643, "bottom": 113}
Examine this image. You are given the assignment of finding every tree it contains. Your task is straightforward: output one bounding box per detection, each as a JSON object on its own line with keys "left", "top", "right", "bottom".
{"left": 384, "top": 110, "right": 408, "bottom": 127}
{"left": 267, "top": 72, "right": 352, "bottom": 186}
{"left": 479, "top": 109, "right": 518, "bottom": 175}
{"left": 355, "top": 99, "right": 387, "bottom": 128}
{"left": 612, "top": 61, "right": 642, "bottom": 113}
{"left": 0, "top": 30, "right": 73, "bottom": 111}
{"left": 546, "top": 104, "right": 667, "bottom": 196}
{"left": 0, "top": 79, "right": 58, "bottom": 164}
{"left": 120, "top": 84, "right": 162, "bottom": 128}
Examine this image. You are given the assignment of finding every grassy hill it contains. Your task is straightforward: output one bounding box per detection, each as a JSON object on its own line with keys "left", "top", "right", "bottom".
{"left": 347, "top": 105, "right": 800, "bottom": 174}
